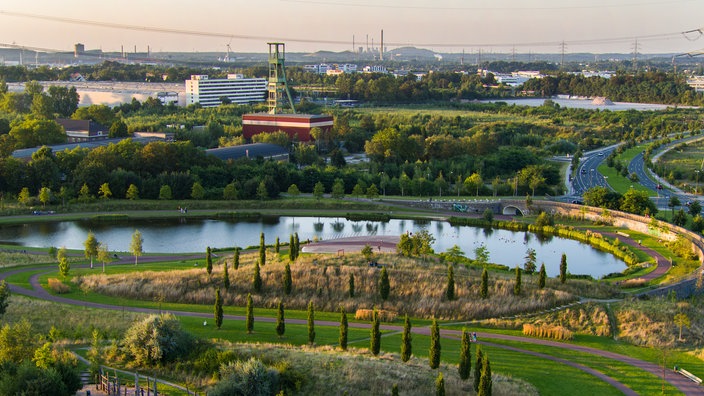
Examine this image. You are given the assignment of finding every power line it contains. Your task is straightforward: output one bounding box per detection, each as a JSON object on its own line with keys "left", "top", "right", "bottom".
{"left": 0, "top": 9, "right": 699, "bottom": 51}
{"left": 281, "top": 0, "right": 697, "bottom": 11}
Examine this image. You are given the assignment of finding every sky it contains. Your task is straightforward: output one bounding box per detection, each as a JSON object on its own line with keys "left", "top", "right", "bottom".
{"left": 1, "top": 0, "right": 703, "bottom": 56}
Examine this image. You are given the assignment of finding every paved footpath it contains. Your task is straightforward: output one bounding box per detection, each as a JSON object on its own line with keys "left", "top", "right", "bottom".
{"left": 2, "top": 259, "right": 702, "bottom": 394}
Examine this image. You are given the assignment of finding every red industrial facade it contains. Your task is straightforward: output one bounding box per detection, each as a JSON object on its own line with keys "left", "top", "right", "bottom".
{"left": 242, "top": 113, "right": 334, "bottom": 142}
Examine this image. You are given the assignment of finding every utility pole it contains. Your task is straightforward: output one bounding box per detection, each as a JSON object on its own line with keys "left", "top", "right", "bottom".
{"left": 560, "top": 41, "right": 567, "bottom": 69}
{"left": 632, "top": 38, "right": 640, "bottom": 71}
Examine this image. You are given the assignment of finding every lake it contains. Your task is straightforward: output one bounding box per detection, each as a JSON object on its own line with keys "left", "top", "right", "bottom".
{"left": 0, "top": 216, "right": 626, "bottom": 277}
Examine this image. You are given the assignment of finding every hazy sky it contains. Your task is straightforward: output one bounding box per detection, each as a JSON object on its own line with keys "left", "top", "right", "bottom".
{"left": 1, "top": 0, "right": 703, "bottom": 55}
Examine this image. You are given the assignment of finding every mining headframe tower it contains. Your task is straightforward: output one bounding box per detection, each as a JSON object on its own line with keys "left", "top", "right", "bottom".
{"left": 242, "top": 43, "right": 333, "bottom": 142}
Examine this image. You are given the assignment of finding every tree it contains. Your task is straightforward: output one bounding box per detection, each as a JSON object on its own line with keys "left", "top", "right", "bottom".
{"left": 435, "top": 372, "right": 445, "bottom": 396}
{"left": 514, "top": 266, "right": 521, "bottom": 295}
{"left": 87, "top": 329, "right": 103, "bottom": 379}
{"left": 0, "top": 280, "right": 10, "bottom": 319}
{"left": 223, "top": 182, "right": 238, "bottom": 200}
{"left": 692, "top": 215, "right": 704, "bottom": 233}
{"left": 668, "top": 195, "right": 681, "bottom": 217}
{"left": 126, "top": 183, "right": 139, "bottom": 200}
{"left": 233, "top": 247, "right": 240, "bottom": 270}
{"left": 17, "top": 187, "right": 31, "bottom": 206}
{"left": 352, "top": 183, "right": 365, "bottom": 197}
{"left": 673, "top": 209, "right": 688, "bottom": 227}
{"left": 478, "top": 354, "right": 492, "bottom": 396}
{"left": 473, "top": 346, "right": 484, "bottom": 393}
{"left": 275, "top": 237, "right": 280, "bottom": 254}
{"left": 222, "top": 256, "right": 230, "bottom": 289}
{"left": 464, "top": 173, "right": 483, "bottom": 196}
{"left": 307, "top": 300, "right": 316, "bottom": 345}
{"left": 339, "top": 307, "right": 348, "bottom": 351}
{"left": 98, "top": 183, "right": 112, "bottom": 200}
{"left": 379, "top": 266, "right": 390, "bottom": 301}
{"left": 674, "top": 313, "right": 690, "bottom": 341}
{"left": 689, "top": 200, "right": 702, "bottom": 217}
{"left": 429, "top": 318, "right": 441, "bottom": 369}
{"left": 538, "top": 263, "right": 547, "bottom": 289}
{"left": 159, "top": 184, "right": 172, "bottom": 200}
{"left": 109, "top": 119, "right": 128, "bottom": 138}
{"left": 121, "top": 313, "right": 194, "bottom": 365}
{"left": 245, "top": 293, "right": 254, "bottom": 333}
{"left": 559, "top": 253, "right": 568, "bottom": 284}
{"left": 392, "top": 384, "right": 399, "bottom": 396}
{"left": 361, "top": 244, "right": 374, "bottom": 261}
{"left": 348, "top": 273, "right": 355, "bottom": 298}
{"left": 524, "top": 248, "right": 537, "bottom": 274}
{"left": 257, "top": 180, "right": 268, "bottom": 201}
{"left": 370, "top": 308, "right": 381, "bottom": 356}
{"left": 287, "top": 184, "right": 300, "bottom": 197}
{"left": 483, "top": 208, "right": 494, "bottom": 223}
{"left": 283, "top": 263, "right": 292, "bottom": 295}
{"left": 480, "top": 267, "right": 489, "bottom": 299}
{"left": 214, "top": 288, "right": 223, "bottom": 329}
{"left": 191, "top": 181, "right": 205, "bottom": 200}
{"left": 401, "top": 314, "right": 412, "bottom": 362}
{"left": 276, "top": 301, "right": 285, "bottom": 338}
{"left": 130, "top": 229, "right": 143, "bottom": 265}
{"left": 289, "top": 234, "right": 296, "bottom": 261}
{"left": 446, "top": 264, "right": 455, "bottom": 301}
{"left": 57, "top": 246, "right": 70, "bottom": 277}
{"left": 252, "top": 262, "right": 262, "bottom": 292}
{"left": 473, "top": 244, "right": 489, "bottom": 266}
{"left": 38, "top": 187, "right": 51, "bottom": 208}
{"left": 97, "top": 242, "right": 111, "bottom": 273}
{"left": 331, "top": 178, "right": 345, "bottom": 199}
{"left": 206, "top": 246, "right": 213, "bottom": 275}
{"left": 84, "top": 231, "right": 99, "bottom": 269}
{"left": 313, "top": 181, "right": 325, "bottom": 200}
{"left": 259, "top": 232, "right": 266, "bottom": 266}
{"left": 459, "top": 329, "right": 472, "bottom": 380}
{"left": 366, "top": 183, "right": 379, "bottom": 199}
{"left": 80, "top": 184, "right": 95, "bottom": 203}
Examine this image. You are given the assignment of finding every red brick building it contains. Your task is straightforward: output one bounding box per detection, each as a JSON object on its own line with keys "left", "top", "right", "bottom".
{"left": 242, "top": 113, "right": 334, "bottom": 142}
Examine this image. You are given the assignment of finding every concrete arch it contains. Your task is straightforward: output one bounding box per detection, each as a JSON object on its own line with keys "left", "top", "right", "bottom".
{"left": 502, "top": 205, "right": 526, "bottom": 216}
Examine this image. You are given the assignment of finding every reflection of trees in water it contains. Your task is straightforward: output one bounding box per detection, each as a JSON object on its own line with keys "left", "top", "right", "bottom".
{"left": 436, "top": 222, "right": 443, "bottom": 232}
{"left": 331, "top": 220, "right": 345, "bottom": 233}
{"left": 482, "top": 227, "right": 493, "bottom": 237}
{"left": 534, "top": 232, "right": 553, "bottom": 245}
{"left": 366, "top": 223, "right": 378, "bottom": 234}
{"left": 314, "top": 222, "right": 324, "bottom": 232}
{"left": 261, "top": 215, "right": 281, "bottom": 225}
{"left": 413, "top": 219, "right": 430, "bottom": 227}
{"left": 352, "top": 223, "right": 363, "bottom": 233}
{"left": 523, "top": 232, "right": 532, "bottom": 244}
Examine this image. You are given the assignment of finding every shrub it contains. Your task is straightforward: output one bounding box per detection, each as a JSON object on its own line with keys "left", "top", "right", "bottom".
{"left": 48, "top": 278, "right": 70, "bottom": 294}
{"left": 522, "top": 323, "right": 573, "bottom": 341}
{"left": 121, "top": 314, "right": 194, "bottom": 366}
{"left": 209, "top": 357, "right": 279, "bottom": 396}
{"left": 355, "top": 309, "right": 397, "bottom": 322}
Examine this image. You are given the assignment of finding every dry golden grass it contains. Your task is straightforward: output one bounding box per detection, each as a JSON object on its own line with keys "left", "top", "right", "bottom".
{"left": 615, "top": 296, "right": 704, "bottom": 347}
{"left": 47, "top": 278, "right": 70, "bottom": 294}
{"left": 522, "top": 323, "right": 574, "bottom": 341}
{"left": 619, "top": 278, "right": 647, "bottom": 288}
{"left": 355, "top": 309, "right": 397, "bottom": 322}
{"left": 75, "top": 251, "right": 578, "bottom": 320}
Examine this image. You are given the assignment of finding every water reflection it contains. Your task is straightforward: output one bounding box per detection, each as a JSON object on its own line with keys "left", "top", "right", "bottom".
{"left": 0, "top": 216, "right": 625, "bottom": 277}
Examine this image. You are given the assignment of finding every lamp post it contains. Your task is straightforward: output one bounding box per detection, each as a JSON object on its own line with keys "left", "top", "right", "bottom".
{"left": 695, "top": 170, "right": 700, "bottom": 195}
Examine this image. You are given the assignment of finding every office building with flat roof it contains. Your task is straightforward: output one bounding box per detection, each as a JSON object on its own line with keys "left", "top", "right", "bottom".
{"left": 185, "top": 74, "right": 267, "bottom": 107}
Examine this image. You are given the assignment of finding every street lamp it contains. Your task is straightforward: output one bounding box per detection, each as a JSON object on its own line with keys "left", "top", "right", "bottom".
{"left": 695, "top": 170, "right": 700, "bottom": 195}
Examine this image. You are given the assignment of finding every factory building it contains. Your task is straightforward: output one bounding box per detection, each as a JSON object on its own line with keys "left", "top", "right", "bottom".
{"left": 242, "top": 113, "right": 334, "bottom": 142}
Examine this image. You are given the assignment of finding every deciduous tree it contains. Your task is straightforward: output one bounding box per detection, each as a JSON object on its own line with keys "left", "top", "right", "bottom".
{"left": 130, "top": 229, "right": 143, "bottom": 265}
{"left": 84, "top": 231, "right": 98, "bottom": 269}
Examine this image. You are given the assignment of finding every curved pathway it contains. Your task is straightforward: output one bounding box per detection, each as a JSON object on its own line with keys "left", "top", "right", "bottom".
{"left": 603, "top": 232, "right": 672, "bottom": 282}
{"left": 2, "top": 265, "right": 702, "bottom": 395}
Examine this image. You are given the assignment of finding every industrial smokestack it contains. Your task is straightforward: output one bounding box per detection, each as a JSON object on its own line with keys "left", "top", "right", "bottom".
{"left": 380, "top": 29, "right": 384, "bottom": 61}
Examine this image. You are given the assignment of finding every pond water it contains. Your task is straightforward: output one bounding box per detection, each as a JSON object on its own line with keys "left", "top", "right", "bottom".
{"left": 0, "top": 216, "right": 626, "bottom": 277}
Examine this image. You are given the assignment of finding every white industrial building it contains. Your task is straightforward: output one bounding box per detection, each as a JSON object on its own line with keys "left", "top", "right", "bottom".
{"left": 185, "top": 74, "right": 267, "bottom": 107}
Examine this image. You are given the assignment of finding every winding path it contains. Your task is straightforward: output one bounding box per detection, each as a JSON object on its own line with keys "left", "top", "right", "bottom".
{"left": 2, "top": 261, "right": 702, "bottom": 395}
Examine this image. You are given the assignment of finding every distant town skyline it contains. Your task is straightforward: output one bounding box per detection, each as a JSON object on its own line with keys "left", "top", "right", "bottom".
{"left": 1, "top": 0, "right": 703, "bottom": 56}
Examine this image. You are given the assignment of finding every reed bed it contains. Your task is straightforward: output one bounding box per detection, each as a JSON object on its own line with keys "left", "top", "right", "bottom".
{"left": 76, "top": 251, "right": 577, "bottom": 321}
